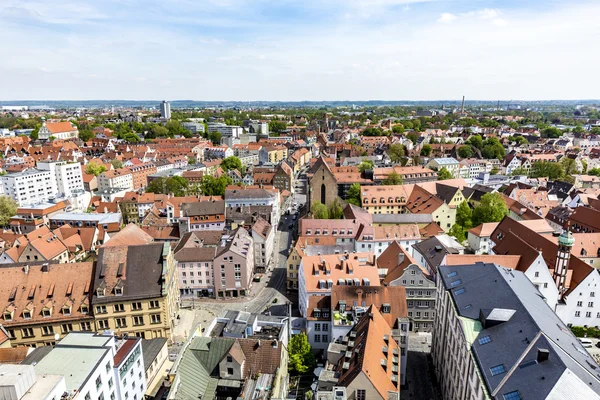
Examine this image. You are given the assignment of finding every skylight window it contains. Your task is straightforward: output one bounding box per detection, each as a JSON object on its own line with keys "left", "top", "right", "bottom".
{"left": 490, "top": 364, "right": 506, "bottom": 376}
{"left": 455, "top": 288, "right": 466, "bottom": 295}
{"left": 478, "top": 335, "right": 492, "bottom": 345}
{"left": 447, "top": 271, "right": 457, "bottom": 278}
{"left": 450, "top": 279, "right": 462, "bottom": 287}
{"left": 503, "top": 391, "right": 521, "bottom": 400}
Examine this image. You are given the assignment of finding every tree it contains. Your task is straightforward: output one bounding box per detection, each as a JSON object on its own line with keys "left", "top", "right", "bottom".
{"left": 490, "top": 166, "right": 499, "bottom": 175}
{"left": 85, "top": 162, "right": 107, "bottom": 177}
{"left": 382, "top": 172, "right": 403, "bottom": 185}
{"left": 582, "top": 159, "right": 588, "bottom": 174}
{"left": 391, "top": 124, "right": 404, "bottom": 134}
{"left": 328, "top": 198, "right": 344, "bottom": 220}
{"left": 347, "top": 183, "right": 362, "bottom": 206}
{"left": 310, "top": 202, "right": 329, "bottom": 219}
{"left": 458, "top": 146, "right": 473, "bottom": 159}
{"left": 111, "top": 159, "right": 124, "bottom": 169}
{"left": 0, "top": 196, "right": 18, "bottom": 226}
{"left": 513, "top": 136, "right": 528, "bottom": 145}
{"left": 362, "top": 127, "right": 387, "bottom": 136}
{"left": 358, "top": 160, "right": 374, "bottom": 173}
{"left": 561, "top": 157, "right": 579, "bottom": 176}
{"left": 151, "top": 125, "right": 169, "bottom": 137}
{"left": 200, "top": 175, "right": 232, "bottom": 196}
{"left": 530, "top": 161, "right": 564, "bottom": 180}
{"left": 589, "top": 168, "right": 600, "bottom": 177}
{"left": 511, "top": 166, "right": 529, "bottom": 176}
{"left": 448, "top": 224, "right": 468, "bottom": 242}
{"left": 472, "top": 192, "right": 508, "bottom": 227}
{"left": 123, "top": 133, "right": 141, "bottom": 143}
{"left": 437, "top": 167, "right": 453, "bottom": 180}
{"left": 481, "top": 137, "right": 505, "bottom": 160}
{"left": 406, "top": 132, "right": 418, "bottom": 144}
{"left": 466, "top": 135, "right": 483, "bottom": 149}
{"left": 48, "top": 136, "right": 56, "bottom": 141}
{"left": 288, "top": 333, "right": 316, "bottom": 374}
{"left": 541, "top": 127, "right": 562, "bottom": 138}
{"left": 29, "top": 124, "right": 40, "bottom": 140}
{"left": 147, "top": 176, "right": 191, "bottom": 197}
{"left": 420, "top": 144, "right": 432, "bottom": 157}
{"left": 455, "top": 201, "right": 472, "bottom": 229}
{"left": 388, "top": 144, "right": 405, "bottom": 163}
{"left": 269, "top": 120, "right": 288, "bottom": 134}
{"left": 208, "top": 131, "right": 222, "bottom": 145}
{"left": 221, "top": 156, "right": 243, "bottom": 173}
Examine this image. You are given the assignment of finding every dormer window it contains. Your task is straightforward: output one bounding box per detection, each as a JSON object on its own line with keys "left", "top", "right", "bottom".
{"left": 382, "top": 304, "right": 391, "bottom": 314}
{"left": 3, "top": 312, "right": 12, "bottom": 321}
{"left": 23, "top": 311, "right": 31, "bottom": 320}
{"left": 42, "top": 309, "right": 51, "bottom": 317}
{"left": 62, "top": 306, "right": 71, "bottom": 316}
{"left": 81, "top": 305, "right": 89, "bottom": 314}
{"left": 97, "top": 288, "right": 105, "bottom": 297}
{"left": 115, "top": 288, "right": 123, "bottom": 296}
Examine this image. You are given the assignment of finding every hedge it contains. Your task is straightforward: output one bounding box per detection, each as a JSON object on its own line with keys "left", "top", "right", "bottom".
{"left": 570, "top": 326, "right": 600, "bottom": 338}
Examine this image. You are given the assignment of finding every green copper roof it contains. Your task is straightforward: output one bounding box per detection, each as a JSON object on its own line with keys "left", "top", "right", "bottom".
{"left": 558, "top": 230, "right": 575, "bottom": 247}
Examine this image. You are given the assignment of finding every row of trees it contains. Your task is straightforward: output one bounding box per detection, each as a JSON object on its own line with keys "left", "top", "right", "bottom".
{"left": 512, "top": 158, "right": 580, "bottom": 184}
{"left": 448, "top": 193, "right": 509, "bottom": 241}
{"left": 310, "top": 199, "right": 344, "bottom": 219}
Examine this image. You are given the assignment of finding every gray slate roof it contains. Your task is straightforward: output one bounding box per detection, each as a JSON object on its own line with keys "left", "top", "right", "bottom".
{"left": 439, "top": 263, "right": 600, "bottom": 399}
{"left": 141, "top": 338, "right": 168, "bottom": 371}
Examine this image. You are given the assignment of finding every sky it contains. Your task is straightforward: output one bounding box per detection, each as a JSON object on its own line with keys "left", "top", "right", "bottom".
{"left": 1, "top": 0, "right": 599, "bottom": 101}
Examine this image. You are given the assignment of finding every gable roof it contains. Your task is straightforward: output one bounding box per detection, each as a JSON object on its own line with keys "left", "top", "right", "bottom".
{"left": 102, "top": 224, "right": 154, "bottom": 247}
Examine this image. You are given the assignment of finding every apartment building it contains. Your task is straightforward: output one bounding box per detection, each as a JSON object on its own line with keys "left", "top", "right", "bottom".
{"left": 0, "top": 262, "right": 95, "bottom": 347}
{"left": 27, "top": 332, "right": 146, "bottom": 400}
{"left": 251, "top": 217, "right": 274, "bottom": 272}
{"left": 9, "top": 200, "right": 70, "bottom": 234}
{"left": 98, "top": 168, "right": 134, "bottom": 192}
{"left": 426, "top": 157, "right": 460, "bottom": 178}
{"left": 129, "top": 162, "right": 157, "bottom": 189}
{"left": 0, "top": 168, "right": 57, "bottom": 206}
{"left": 177, "top": 199, "right": 226, "bottom": 235}
{"left": 373, "top": 166, "right": 438, "bottom": 184}
{"left": 213, "top": 228, "right": 255, "bottom": 298}
{"left": 432, "top": 262, "right": 600, "bottom": 400}
{"left": 49, "top": 212, "right": 122, "bottom": 244}
{"left": 38, "top": 161, "right": 84, "bottom": 197}
{"left": 93, "top": 242, "right": 180, "bottom": 339}
{"left": 224, "top": 186, "right": 280, "bottom": 227}
{"left": 173, "top": 231, "right": 221, "bottom": 297}
{"left": 298, "top": 252, "right": 380, "bottom": 349}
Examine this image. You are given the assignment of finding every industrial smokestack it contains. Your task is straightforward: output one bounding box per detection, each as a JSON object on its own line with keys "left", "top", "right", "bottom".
{"left": 461, "top": 96, "right": 465, "bottom": 114}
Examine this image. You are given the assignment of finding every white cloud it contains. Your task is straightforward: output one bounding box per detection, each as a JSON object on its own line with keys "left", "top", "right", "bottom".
{"left": 437, "top": 13, "right": 457, "bottom": 23}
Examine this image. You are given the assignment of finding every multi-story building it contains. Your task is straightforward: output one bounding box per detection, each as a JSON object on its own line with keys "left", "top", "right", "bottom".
{"left": 9, "top": 200, "right": 70, "bottom": 234}
{"left": 426, "top": 157, "right": 460, "bottom": 178}
{"left": 213, "top": 228, "right": 255, "bottom": 298}
{"left": 0, "top": 262, "right": 95, "bottom": 347}
{"left": 207, "top": 122, "right": 244, "bottom": 146}
{"left": 0, "top": 364, "right": 66, "bottom": 400}
{"left": 37, "top": 161, "right": 85, "bottom": 197}
{"left": 49, "top": 212, "right": 122, "bottom": 244}
{"left": 181, "top": 121, "right": 204, "bottom": 134}
{"left": 0, "top": 168, "right": 57, "bottom": 206}
{"left": 173, "top": 231, "right": 221, "bottom": 297}
{"left": 27, "top": 332, "right": 146, "bottom": 400}
{"left": 318, "top": 307, "right": 402, "bottom": 400}
{"left": 37, "top": 120, "right": 79, "bottom": 140}
{"left": 129, "top": 162, "right": 157, "bottom": 190}
{"left": 160, "top": 100, "right": 171, "bottom": 119}
{"left": 412, "top": 234, "right": 465, "bottom": 281}
{"left": 225, "top": 186, "right": 280, "bottom": 227}
{"left": 93, "top": 242, "right": 179, "bottom": 339}
{"left": 273, "top": 162, "right": 294, "bottom": 194}
{"left": 432, "top": 262, "right": 600, "bottom": 400}
{"left": 98, "top": 168, "right": 134, "bottom": 192}
{"left": 298, "top": 252, "right": 380, "bottom": 349}
{"left": 372, "top": 166, "right": 438, "bottom": 184}
{"left": 177, "top": 199, "right": 226, "bottom": 235}
{"left": 251, "top": 217, "right": 274, "bottom": 273}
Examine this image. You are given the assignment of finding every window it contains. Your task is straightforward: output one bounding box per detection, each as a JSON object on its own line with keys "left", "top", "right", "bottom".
{"left": 133, "top": 316, "right": 144, "bottom": 326}
{"left": 576, "top": 311, "right": 581, "bottom": 317}
{"left": 115, "top": 318, "right": 127, "bottom": 328}
{"left": 534, "top": 272, "right": 539, "bottom": 277}
{"left": 587, "top": 312, "right": 592, "bottom": 318}
{"left": 22, "top": 328, "right": 34, "bottom": 337}
{"left": 315, "top": 323, "right": 321, "bottom": 331}
{"left": 96, "top": 376, "right": 102, "bottom": 389}
{"left": 114, "top": 304, "right": 125, "bottom": 312}
{"left": 85, "top": 393, "right": 91, "bottom": 400}
{"left": 227, "top": 367, "right": 234, "bottom": 375}
{"left": 42, "top": 325, "right": 54, "bottom": 336}
{"left": 478, "top": 335, "right": 492, "bottom": 345}
{"left": 356, "top": 389, "right": 366, "bottom": 400}
{"left": 106, "top": 362, "right": 111, "bottom": 374}
{"left": 490, "top": 364, "right": 506, "bottom": 376}
{"left": 227, "top": 355, "right": 233, "bottom": 362}
{"left": 590, "top": 302, "right": 594, "bottom": 307}
{"left": 322, "top": 334, "right": 329, "bottom": 342}
{"left": 503, "top": 391, "right": 521, "bottom": 400}
{"left": 96, "top": 305, "right": 107, "bottom": 314}
{"left": 61, "top": 323, "right": 73, "bottom": 333}
{"left": 131, "top": 302, "right": 142, "bottom": 311}
{"left": 314, "top": 334, "right": 321, "bottom": 342}
{"left": 98, "top": 319, "right": 109, "bottom": 329}
{"left": 450, "top": 279, "right": 462, "bottom": 287}
{"left": 455, "top": 288, "right": 466, "bottom": 295}
{"left": 151, "top": 314, "right": 161, "bottom": 324}
{"left": 149, "top": 300, "right": 159, "bottom": 309}
{"left": 577, "top": 301, "right": 583, "bottom": 307}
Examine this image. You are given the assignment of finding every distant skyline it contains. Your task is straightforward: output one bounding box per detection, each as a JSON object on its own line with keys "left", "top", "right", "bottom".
{"left": 1, "top": 0, "right": 599, "bottom": 101}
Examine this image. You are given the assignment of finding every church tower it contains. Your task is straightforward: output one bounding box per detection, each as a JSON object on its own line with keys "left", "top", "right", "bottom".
{"left": 554, "top": 228, "right": 574, "bottom": 301}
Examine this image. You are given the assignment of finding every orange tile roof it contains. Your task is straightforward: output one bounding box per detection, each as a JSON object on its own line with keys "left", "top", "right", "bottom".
{"left": 443, "top": 254, "right": 521, "bottom": 270}
{"left": 45, "top": 121, "right": 77, "bottom": 134}
{"left": 103, "top": 224, "right": 154, "bottom": 247}
{"left": 301, "top": 252, "right": 379, "bottom": 292}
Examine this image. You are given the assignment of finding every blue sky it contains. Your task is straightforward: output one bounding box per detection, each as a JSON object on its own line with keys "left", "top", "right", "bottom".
{"left": 1, "top": 0, "right": 599, "bottom": 101}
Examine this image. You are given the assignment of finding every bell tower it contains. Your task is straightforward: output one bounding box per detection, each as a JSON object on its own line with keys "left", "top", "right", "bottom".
{"left": 554, "top": 227, "right": 574, "bottom": 301}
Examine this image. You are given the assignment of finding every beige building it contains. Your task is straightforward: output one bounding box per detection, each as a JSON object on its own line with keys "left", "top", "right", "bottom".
{"left": 0, "top": 262, "right": 95, "bottom": 347}
{"left": 93, "top": 241, "right": 180, "bottom": 340}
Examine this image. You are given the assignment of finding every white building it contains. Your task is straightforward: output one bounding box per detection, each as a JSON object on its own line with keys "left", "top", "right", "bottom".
{"left": 225, "top": 187, "right": 280, "bottom": 227}
{"left": 0, "top": 364, "right": 66, "bottom": 400}
{"left": 251, "top": 217, "right": 275, "bottom": 271}
{"left": 37, "top": 120, "right": 79, "bottom": 140}
{"left": 181, "top": 122, "right": 204, "bottom": 134}
{"left": 31, "top": 332, "right": 146, "bottom": 400}
{"left": 98, "top": 169, "right": 134, "bottom": 192}
{"left": 426, "top": 157, "right": 460, "bottom": 178}
{"left": 37, "top": 161, "right": 84, "bottom": 197}
{"left": 160, "top": 101, "right": 171, "bottom": 120}
{"left": 0, "top": 169, "right": 57, "bottom": 206}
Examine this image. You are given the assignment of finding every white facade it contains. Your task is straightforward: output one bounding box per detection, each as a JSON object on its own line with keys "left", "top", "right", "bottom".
{"left": 178, "top": 260, "right": 214, "bottom": 296}
{"left": 113, "top": 339, "right": 146, "bottom": 400}
{"left": 0, "top": 169, "right": 57, "bottom": 206}
{"left": 38, "top": 161, "right": 84, "bottom": 197}
{"left": 252, "top": 225, "right": 275, "bottom": 270}
{"left": 557, "top": 270, "right": 600, "bottom": 327}
{"left": 98, "top": 170, "right": 134, "bottom": 192}
{"left": 225, "top": 190, "right": 280, "bottom": 227}
{"left": 160, "top": 101, "right": 171, "bottom": 119}
{"left": 467, "top": 232, "right": 492, "bottom": 254}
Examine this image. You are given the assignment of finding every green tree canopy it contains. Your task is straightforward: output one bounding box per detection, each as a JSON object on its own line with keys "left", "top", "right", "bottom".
{"left": 448, "top": 224, "right": 468, "bottom": 242}
{"left": 466, "top": 135, "right": 483, "bottom": 149}
{"left": 513, "top": 136, "right": 528, "bottom": 145}
{"left": 541, "top": 126, "right": 562, "bottom": 138}
{"left": 481, "top": 137, "right": 505, "bottom": 160}
{"left": 388, "top": 144, "right": 405, "bottom": 163}
{"left": 437, "top": 167, "right": 453, "bottom": 180}
{"left": 530, "top": 161, "right": 564, "bottom": 180}
{"left": 391, "top": 124, "right": 404, "bottom": 134}
{"left": 561, "top": 157, "right": 579, "bottom": 176}
{"left": 328, "top": 198, "right": 344, "bottom": 220}
{"left": 311, "top": 202, "right": 329, "bottom": 219}
{"left": 110, "top": 159, "right": 124, "bottom": 169}
{"left": 347, "top": 183, "right": 362, "bottom": 206}
{"left": 358, "top": 159, "right": 374, "bottom": 173}
{"left": 382, "top": 172, "right": 403, "bottom": 185}
{"left": 458, "top": 146, "right": 473, "bottom": 159}
{"left": 472, "top": 192, "right": 508, "bottom": 227}
{"left": 456, "top": 201, "right": 472, "bottom": 229}
{"left": 406, "top": 132, "right": 418, "bottom": 144}
{"left": 0, "top": 195, "right": 18, "bottom": 226}
{"left": 85, "top": 162, "right": 107, "bottom": 177}
{"left": 269, "top": 120, "right": 288, "bottom": 134}
{"left": 200, "top": 175, "right": 232, "bottom": 196}
{"left": 221, "top": 156, "right": 243, "bottom": 173}
{"left": 288, "top": 333, "right": 316, "bottom": 374}
{"left": 208, "top": 131, "right": 222, "bottom": 145}
{"left": 420, "top": 144, "right": 432, "bottom": 157}
{"left": 146, "top": 176, "right": 191, "bottom": 197}
{"left": 362, "top": 127, "right": 387, "bottom": 136}
{"left": 589, "top": 168, "right": 600, "bottom": 177}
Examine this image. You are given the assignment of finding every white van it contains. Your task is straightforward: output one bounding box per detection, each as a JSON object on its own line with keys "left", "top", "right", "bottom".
{"left": 579, "top": 338, "right": 593, "bottom": 348}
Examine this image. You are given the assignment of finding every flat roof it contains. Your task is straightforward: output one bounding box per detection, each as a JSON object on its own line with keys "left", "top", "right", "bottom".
{"left": 58, "top": 332, "right": 113, "bottom": 348}
{"left": 49, "top": 212, "right": 121, "bottom": 223}
{"left": 34, "top": 347, "right": 110, "bottom": 392}
{"left": 22, "top": 374, "right": 65, "bottom": 400}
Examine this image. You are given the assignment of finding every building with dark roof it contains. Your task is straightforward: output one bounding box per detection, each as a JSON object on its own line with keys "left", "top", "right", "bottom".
{"left": 93, "top": 242, "right": 179, "bottom": 340}
{"left": 433, "top": 263, "right": 600, "bottom": 400}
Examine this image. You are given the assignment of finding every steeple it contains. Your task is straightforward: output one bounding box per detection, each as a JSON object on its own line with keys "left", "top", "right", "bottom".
{"left": 554, "top": 227, "right": 574, "bottom": 301}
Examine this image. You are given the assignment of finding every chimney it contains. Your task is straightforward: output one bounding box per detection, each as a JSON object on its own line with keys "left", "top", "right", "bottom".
{"left": 24, "top": 265, "right": 29, "bottom": 274}
{"left": 537, "top": 348, "right": 549, "bottom": 363}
